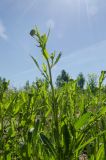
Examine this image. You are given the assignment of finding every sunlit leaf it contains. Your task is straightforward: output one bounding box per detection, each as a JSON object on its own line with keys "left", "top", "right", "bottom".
{"left": 75, "top": 112, "right": 92, "bottom": 130}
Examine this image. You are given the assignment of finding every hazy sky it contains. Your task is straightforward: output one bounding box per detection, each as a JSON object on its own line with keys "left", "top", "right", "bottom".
{"left": 0, "top": 0, "right": 106, "bottom": 87}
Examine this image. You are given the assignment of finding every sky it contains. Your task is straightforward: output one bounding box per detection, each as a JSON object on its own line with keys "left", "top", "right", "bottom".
{"left": 0, "top": 0, "right": 106, "bottom": 88}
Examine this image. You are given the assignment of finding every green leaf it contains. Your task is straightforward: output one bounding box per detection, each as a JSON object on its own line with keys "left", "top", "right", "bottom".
{"left": 7, "top": 153, "right": 11, "bottom": 160}
{"left": 42, "top": 63, "right": 47, "bottom": 73}
{"left": 28, "top": 129, "right": 33, "bottom": 142}
{"left": 31, "top": 56, "right": 40, "bottom": 71}
{"left": 89, "top": 106, "right": 106, "bottom": 123}
{"left": 6, "top": 95, "right": 18, "bottom": 114}
{"left": 0, "top": 122, "right": 1, "bottom": 131}
{"left": 40, "top": 133, "right": 56, "bottom": 157}
{"left": 98, "top": 106, "right": 106, "bottom": 117}
{"left": 99, "top": 71, "right": 106, "bottom": 89}
{"left": 75, "top": 130, "right": 106, "bottom": 152}
{"left": 62, "top": 124, "right": 70, "bottom": 154}
{"left": 13, "top": 105, "right": 20, "bottom": 115}
{"left": 41, "top": 34, "right": 47, "bottom": 45}
{"left": 75, "top": 112, "right": 92, "bottom": 130}
{"left": 70, "top": 123, "right": 76, "bottom": 137}
{"left": 28, "top": 142, "right": 32, "bottom": 157}
{"left": 50, "top": 52, "right": 55, "bottom": 61}
{"left": 47, "top": 28, "right": 50, "bottom": 40}
{"left": 90, "top": 155, "right": 94, "bottom": 160}
{"left": 21, "top": 120, "right": 26, "bottom": 127}
{"left": 33, "top": 119, "right": 40, "bottom": 138}
{"left": 53, "top": 52, "right": 62, "bottom": 66}
{"left": 96, "top": 144, "right": 104, "bottom": 160}
{"left": 31, "top": 55, "right": 48, "bottom": 79}
{"left": 43, "top": 49, "right": 49, "bottom": 60}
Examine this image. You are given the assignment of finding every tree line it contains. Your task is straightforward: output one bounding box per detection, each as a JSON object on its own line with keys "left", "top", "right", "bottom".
{"left": 0, "top": 70, "right": 103, "bottom": 93}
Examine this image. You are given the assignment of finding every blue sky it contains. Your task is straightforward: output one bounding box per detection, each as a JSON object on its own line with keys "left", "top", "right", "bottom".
{"left": 0, "top": 0, "right": 106, "bottom": 88}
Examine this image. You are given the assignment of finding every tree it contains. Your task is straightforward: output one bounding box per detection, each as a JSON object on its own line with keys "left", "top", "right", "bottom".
{"left": 0, "top": 77, "right": 9, "bottom": 91}
{"left": 56, "top": 69, "right": 70, "bottom": 87}
{"left": 0, "top": 77, "right": 9, "bottom": 100}
{"left": 24, "top": 80, "right": 30, "bottom": 91}
{"left": 87, "top": 73, "right": 97, "bottom": 93}
{"left": 77, "top": 72, "right": 85, "bottom": 89}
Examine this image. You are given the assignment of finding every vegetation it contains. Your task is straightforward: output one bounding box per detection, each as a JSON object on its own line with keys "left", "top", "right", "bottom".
{"left": 0, "top": 27, "right": 106, "bottom": 160}
{"left": 77, "top": 72, "right": 85, "bottom": 89}
{"left": 56, "top": 69, "right": 71, "bottom": 88}
{"left": 87, "top": 73, "right": 98, "bottom": 93}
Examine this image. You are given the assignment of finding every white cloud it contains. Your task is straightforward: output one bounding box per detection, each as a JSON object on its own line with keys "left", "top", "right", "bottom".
{"left": 46, "top": 19, "right": 55, "bottom": 29}
{"left": 0, "top": 21, "right": 8, "bottom": 40}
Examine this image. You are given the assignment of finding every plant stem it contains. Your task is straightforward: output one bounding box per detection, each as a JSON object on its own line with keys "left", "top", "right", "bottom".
{"left": 46, "top": 58, "right": 61, "bottom": 159}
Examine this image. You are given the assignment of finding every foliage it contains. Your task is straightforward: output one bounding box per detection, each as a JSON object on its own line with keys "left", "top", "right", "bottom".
{"left": 87, "top": 73, "right": 97, "bottom": 93}
{"left": 56, "top": 69, "right": 70, "bottom": 88}
{"left": 0, "top": 28, "right": 106, "bottom": 160}
{"left": 77, "top": 72, "right": 85, "bottom": 89}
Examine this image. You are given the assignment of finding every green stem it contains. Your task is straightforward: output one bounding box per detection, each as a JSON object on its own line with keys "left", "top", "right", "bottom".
{"left": 46, "top": 58, "right": 61, "bottom": 159}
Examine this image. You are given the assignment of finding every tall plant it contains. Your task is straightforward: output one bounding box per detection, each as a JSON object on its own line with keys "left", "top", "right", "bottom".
{"left": 30, "top": 27, "right": 62, "bottom": 159}
{"left": 30, "top": 27, "right": 106, "bottom": 160}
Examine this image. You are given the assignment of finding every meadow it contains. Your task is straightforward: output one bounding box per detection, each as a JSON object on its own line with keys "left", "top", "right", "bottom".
{"left": 0, "top": 27, "right": 106, "bottom": 160}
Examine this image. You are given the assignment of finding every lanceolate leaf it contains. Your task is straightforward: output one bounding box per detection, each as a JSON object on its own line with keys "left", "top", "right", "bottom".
{"left": 33, "top": 119, "right": 40, "bottom": 138}
{"left": 74, "top": 112, "right": 92, "bottom": 130}
{"left": 31, "top": 55, "right": 48, "bottom": 79}
{"left": 97, "top": 106, "right": 106, "bottom": 117}
{"left": 53, "top": 52, "right": 62, "bottom": 66}
{"left": 89, "top": 106, "right": 106, "bottom": 123}
{"left": 75, "top": 130, "right": 106, "bottom": 153}
{"left": 96, "top": 144, "right": 104, "bottom": 160}
{"left": 42, "top": 63, "right": 47, "bottom": 73}
{"left": 31, "top": 56, "right": 40, "bottom": 71}
{"left": 99, "top": 71, "right": 106, "bottom": 89}
{"left": 6, "top": 95, "right": 18, "bottom": 114}
{"left": 70, "top": 123, "right": 76, "bottom": 137}
{"left": 62, "top": 124, "right": 70, "bottom": 154}
{"left": 40, "top": 133, "right": 56, "bottom": 157}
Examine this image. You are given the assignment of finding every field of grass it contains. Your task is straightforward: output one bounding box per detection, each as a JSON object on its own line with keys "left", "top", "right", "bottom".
{"left": 0, "top": 27, "right": 106, "bottom": 160}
